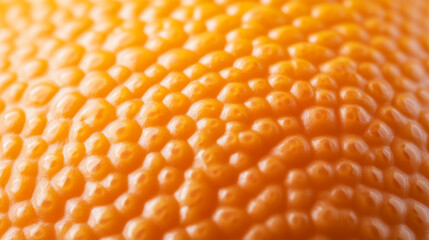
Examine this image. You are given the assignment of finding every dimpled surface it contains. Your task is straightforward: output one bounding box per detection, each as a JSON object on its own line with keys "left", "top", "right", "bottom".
{"left": 0, "top": 0, "right": 428, "bottom": 239}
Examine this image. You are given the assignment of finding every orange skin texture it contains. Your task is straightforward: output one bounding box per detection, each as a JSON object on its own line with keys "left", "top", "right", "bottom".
{"left": 0, "top": 0, "right": 428, "bottom": 239}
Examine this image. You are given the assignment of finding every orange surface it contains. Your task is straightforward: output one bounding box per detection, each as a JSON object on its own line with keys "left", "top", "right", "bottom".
{"left": 0, "top": 0, "right": 428, "bottom": 239}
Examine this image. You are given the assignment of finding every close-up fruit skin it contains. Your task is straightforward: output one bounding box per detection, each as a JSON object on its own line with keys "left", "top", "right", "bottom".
{"left": 0, "top": 0, "right": 429, "bottom": 239}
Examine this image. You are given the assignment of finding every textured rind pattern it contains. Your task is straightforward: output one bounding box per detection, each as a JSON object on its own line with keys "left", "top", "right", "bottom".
{"left": 0, "top": 0, "right": 428, "bottom": 239}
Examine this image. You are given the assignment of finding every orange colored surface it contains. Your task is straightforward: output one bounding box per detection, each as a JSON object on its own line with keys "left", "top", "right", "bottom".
{"left": 0, "top": 0, "right": 428, "bottom": 239}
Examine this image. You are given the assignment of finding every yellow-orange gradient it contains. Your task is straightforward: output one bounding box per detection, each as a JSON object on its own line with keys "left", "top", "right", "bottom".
{"left": 0, "top": 0, "right": 429, "bottom": 239}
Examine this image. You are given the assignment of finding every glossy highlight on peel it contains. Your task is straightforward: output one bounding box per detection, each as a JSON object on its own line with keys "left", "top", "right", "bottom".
{"left": 0, "top": 0, "right": 428, "bottom": 239}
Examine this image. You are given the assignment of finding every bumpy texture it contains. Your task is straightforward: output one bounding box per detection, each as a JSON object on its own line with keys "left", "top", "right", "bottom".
{"left": 0, "top": 0, "right": 428, "bottom": 239}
